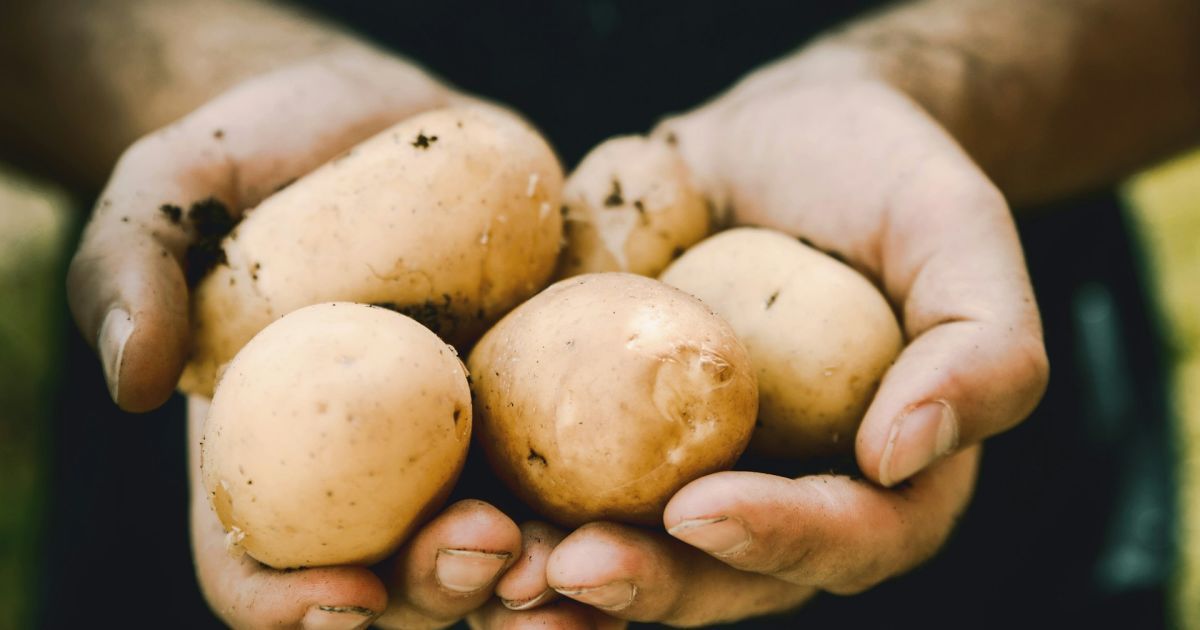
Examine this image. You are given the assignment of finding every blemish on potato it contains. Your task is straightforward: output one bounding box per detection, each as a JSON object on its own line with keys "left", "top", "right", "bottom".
{"left": 604, "top": 179, "right": 624, "bottom": 207}
{"left": 766, "top": 291, "right": 780, "bottom": 309}
{"left": 411, "top": 132, "right": 438, "bottom": 149}
{"left": 159, "top": 203, "right": 183, "bottom": 224}
{"left": 527, "top": 448, "right": 548, "bottom": 466}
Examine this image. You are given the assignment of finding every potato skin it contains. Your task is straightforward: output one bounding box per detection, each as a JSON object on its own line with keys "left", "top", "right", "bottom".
{"left": 660, "top": 228, "right": 902, "bottom": 459}
{"left": 201, "top": 302, "right": 471, "bottom": 569}
{"left": 555, "top": 136, "right": 710, "bottom": 279}
{"left": 181, "top": 105, "right": 564, "bottom": 396}
{"left": 468, "top": 273, "right": 757, "bottom": 527}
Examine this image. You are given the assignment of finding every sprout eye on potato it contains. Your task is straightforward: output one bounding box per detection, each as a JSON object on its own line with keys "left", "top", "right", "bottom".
{"left": 201, "top": 302, "right": 471, "bottom": 569}
{"left": 555, "top": 135, "right": 711, "bottom": 279}
{"left": 180, "top": 104, "right": 565, "bottom": 397}
{"left": 661, "top": 227, "right": 903, "bottom": 460}
{"left": 467, "top": 272, "right": 758, "bottom": 527}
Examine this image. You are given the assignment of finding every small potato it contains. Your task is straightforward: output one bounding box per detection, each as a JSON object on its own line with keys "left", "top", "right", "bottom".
{"left": 555, "top": 135, "right": 710, "bottom": 279}
{"left": 468, "top": 273, "right": 757, "bottom": 527}
{"left": 201, "top": 302, "right": 471, "bottom": 569}
{"left": 181, "top": 105, "right": 564, "bottom": 396}
{"left": 661, "top": 228, "right": 902, "bottom": 459}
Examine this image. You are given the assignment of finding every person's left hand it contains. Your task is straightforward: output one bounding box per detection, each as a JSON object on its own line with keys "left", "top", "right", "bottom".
{"left": 482, "top": 42, "right": 1043, "bottom": 625}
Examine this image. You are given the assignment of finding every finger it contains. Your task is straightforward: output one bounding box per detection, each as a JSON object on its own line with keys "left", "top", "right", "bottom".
{"left": 495, "top": 521, "right": 565, "bottom": 611}
{"left": 547, "top": 522, "right": 813, "bottom": 626}
{"left": 69, "top": 50, "right": 450, "bottom": 411}
{"left": 665, "top": 447, "right": 980, "bottom": 594}
{"left": 856, "top": 158, "right": 1048, "bottom": 486}
{"left": 188, "top": 397, "right": 387, "bottom": 630}
{"left": 375, "top": 500, "right": 522, "bottom": 629}
{"left": 468, "top": 598, "right": 627, "bottom": 630}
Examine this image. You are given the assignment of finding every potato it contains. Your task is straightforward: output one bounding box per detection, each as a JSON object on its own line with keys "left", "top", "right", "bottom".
{"left": 201, "top": 302, "right": 471, "bottom": 568}
{"left": 180, "top": 104, "right": 564, "bottom": 396}
{"left": 468, "top": 273, "right": 757, "bottom": 527}
{"left": 555, "top": 135, "right": 710, "bottom": 279}
{"left": 660, "top": 228, "right": 902, "bottom": 459}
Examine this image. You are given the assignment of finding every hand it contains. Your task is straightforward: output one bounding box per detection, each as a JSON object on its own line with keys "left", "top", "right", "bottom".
{"left": 68, "top": 49, "right": 531, "bottom": 628}
{"left": 537, "top": 50, "right": 1045, "bottom": 625}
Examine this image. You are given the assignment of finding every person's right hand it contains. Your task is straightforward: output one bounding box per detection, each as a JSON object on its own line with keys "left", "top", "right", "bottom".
{"left": 66, "top": 49, "right": 564, "bottom": 629}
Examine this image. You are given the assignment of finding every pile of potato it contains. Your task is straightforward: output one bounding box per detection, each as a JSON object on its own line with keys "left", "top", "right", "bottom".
{"left": 190, "top": 105, "right": 900, "bottom": 569}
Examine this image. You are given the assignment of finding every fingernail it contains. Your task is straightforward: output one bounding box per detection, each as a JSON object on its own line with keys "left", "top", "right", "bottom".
{"left": 879, "top": 400, "right": 959, "bottom": 487}
{"left": 555, "top": 582, "right": 637, "bottom": 611}
{"left": 98, "top": 308, "right": 133, "bottom": 403}
{"left": 302, "top": 605, "right": 375, "bottom": 630}
{"left": 501, "top": 588, "right": 552, "bottom": 611}
{"left": 667, "top": 516, "right": 750, "bottom": 557}
{"left": 435, "top": 549, "right": 510, "bottom": 593}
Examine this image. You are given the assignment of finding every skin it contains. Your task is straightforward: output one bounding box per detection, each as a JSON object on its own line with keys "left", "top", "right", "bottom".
{"left": 4, "top": 0, "right": 1198, "bottom": 627}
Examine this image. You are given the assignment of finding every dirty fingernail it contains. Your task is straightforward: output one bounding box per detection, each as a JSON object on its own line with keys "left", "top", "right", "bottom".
{"left": 302, "top": 605, "right": 375, "bottom": 630}
{"left": 501, "top": 588, "right": 553, "bottom": 611}
{"left": 879, "top": 400, "right": 959, "bottom": 487}
{"left": 555, "top": 581, "right": 637, "bottom": 611}
{"left": 667, "top": 516, "right": 750, "bottom": 556}
{"left": 98, "top": 308, "right": 133, "bottom": 404}
{"left": 435, "top": 549, "right": 510, "bottom": 593}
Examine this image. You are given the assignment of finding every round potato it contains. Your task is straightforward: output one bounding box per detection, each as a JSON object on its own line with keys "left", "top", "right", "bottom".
{"left": 180, "top": 104, "right": 564, "bottom": 396}
{"left": 555, "top": 135, "right": 710, "bottom": 279}
{"left": 468, "top": 273, "right": 757, "bottom": 527}
{"left": 201, "top": 302, "right": 471, "bottom": 569}
{"left": 660, "top": 227, "right": 902, "bottom": 459}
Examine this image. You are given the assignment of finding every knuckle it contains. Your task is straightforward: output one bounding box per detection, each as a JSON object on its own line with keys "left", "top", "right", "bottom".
{"left": 772, "top": 542, "right": 817, "bottom": 579}
{"left": 1002, "top": 328, "right": 1050, "bottom": 423}
{"left": 1017, "top": 331, "right": 1051, "bottom": 393}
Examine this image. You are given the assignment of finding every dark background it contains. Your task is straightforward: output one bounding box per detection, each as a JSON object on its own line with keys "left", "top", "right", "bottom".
{"left": 38, "top": 2, "right": 1176, "bottom": 628}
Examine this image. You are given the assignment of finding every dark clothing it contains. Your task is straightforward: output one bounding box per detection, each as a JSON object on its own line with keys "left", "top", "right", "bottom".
{"left": 40, "top": 2, "right": 1174, "bottom": 628}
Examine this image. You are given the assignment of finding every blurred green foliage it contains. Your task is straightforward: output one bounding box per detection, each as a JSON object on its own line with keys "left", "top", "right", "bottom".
{"left": 0, "top": 167, "right": 73, "bottom": 630}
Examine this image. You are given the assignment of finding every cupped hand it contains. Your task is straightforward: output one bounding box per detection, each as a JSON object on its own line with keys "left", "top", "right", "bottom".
{"left": 72, "top": 48, "right": 544, "bottom": 628}
{"left": 538, "top": 53, "right": 1045, "bottom": 626}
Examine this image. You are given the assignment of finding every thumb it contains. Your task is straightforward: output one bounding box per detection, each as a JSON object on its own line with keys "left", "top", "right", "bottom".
{"left": 66, "top": 140, "right": 219, "bottom": 412}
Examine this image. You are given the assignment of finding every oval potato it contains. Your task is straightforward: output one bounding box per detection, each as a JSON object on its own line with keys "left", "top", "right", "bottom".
{"left": 660, "top": 227, "right": 902, "bottom": 459}
{"left": 201, "top": 302, "right": 471, "bottom": 568}
{"left": 555, "top": 135, "right": 709, "bottom": 279}
{"left": 181, "top": 105, "right": 564, "bottom": 396}
{"left": 468, "top": 273, "right": 757, "bottom": 527}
